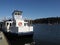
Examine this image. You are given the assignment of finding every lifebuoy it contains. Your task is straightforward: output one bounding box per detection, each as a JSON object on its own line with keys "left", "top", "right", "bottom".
{"left": 18, "top": 22, "right": 22, "bottom": 26}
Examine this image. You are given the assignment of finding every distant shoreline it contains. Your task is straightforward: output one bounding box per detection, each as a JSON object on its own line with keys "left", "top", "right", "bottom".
{"left": 32, "top": 17, "right": 60, "bottom": 24}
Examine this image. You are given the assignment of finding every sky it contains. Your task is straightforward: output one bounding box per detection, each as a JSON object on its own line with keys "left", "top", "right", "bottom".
{"left": 0, "top": 0, "right": 60, "bottom": 20}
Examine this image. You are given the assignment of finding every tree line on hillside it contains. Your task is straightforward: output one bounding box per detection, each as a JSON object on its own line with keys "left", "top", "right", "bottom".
{"left": 32, "top": 17, "right": 60, "bottom": 24}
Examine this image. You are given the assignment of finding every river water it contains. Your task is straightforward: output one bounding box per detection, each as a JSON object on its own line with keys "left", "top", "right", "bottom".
{"left": 4, "top": 24, "right": 60, "bottom": 45}
{"left": 33, "top": 24, "right": 60, "bottom": 45}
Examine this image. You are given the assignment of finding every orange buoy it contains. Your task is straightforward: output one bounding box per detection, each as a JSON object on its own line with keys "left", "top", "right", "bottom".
{"left": 18, "top": 22, "right": 22, "bottom": 26}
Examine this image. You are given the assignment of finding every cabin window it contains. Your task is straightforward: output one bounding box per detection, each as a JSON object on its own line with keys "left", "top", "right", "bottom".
{"left": 24, "top": 23, "right": 28, "bottom": 26}
{"left": 18, "top": 12, "right": 20, "bottom": 15}
{"left": 15, "top": 12, "right": 17, "bottom": 15}
{"left": 1, "top": 24, "right": 2, "bottom": 28}
{"left": 24, "top": 23, "right": 26, "bottom": 26}
{"left": 10, "top": 23, "right": 12, "bottom": 26}
{"left": 7, "top": 23, "right": 9, "bottom": 26}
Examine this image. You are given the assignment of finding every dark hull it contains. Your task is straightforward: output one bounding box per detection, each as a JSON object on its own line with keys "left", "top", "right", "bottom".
{"left": 3, "top": 31, "right": 33, "bottom": 45}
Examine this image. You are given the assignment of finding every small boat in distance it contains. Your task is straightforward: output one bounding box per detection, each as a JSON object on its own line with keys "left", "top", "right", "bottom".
{"left": 0, "top": 10, "right": 33, "bottom": 35}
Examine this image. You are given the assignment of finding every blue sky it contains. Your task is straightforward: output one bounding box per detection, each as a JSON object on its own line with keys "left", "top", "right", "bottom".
{"left": 0, "top": 0, "right": 60, "bottom": 20}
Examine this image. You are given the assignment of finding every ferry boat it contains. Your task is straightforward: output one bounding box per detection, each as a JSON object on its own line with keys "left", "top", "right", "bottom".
{"left": 0, "top": 10, "right": 33, "bottom": 35}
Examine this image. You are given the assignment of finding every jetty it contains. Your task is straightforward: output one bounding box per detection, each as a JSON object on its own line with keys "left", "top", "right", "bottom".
{"left": 0, "top": 31, "right": 9, "bottom": 45}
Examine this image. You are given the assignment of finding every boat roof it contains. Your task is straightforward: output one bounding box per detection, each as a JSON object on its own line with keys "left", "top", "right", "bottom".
{"left": 12, "top": 10, "right": 22, "bottom": 15}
